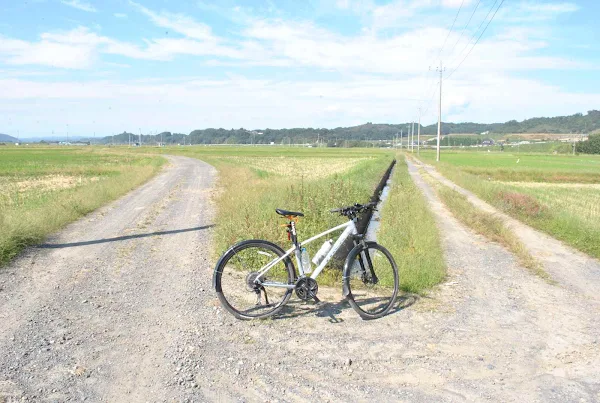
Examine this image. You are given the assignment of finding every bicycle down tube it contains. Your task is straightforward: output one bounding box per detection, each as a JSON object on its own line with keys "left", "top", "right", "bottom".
{"left": 255, "top": 220, "right": 356, "bottom": 287}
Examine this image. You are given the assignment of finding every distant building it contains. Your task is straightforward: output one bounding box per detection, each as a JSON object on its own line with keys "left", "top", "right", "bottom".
{"left": 480, "top": 131, "right": 490, "bottom": 135}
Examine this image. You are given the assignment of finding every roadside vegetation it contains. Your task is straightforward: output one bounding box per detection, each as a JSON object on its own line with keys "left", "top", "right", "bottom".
{"left": 0, "top": 147, "right": 165, "bottom": 266}
{"left": 423, "top": 174, "right": 548, "bottom": 280}
{"left": 157, "top": 147, "right": 392, "bottom": 258}
{"left": 143, "top": 146, "right": 446, "bottom": 293}
{"left": 418, "top": 150, "right": 600, "bottom": 259}
{"left": 378, "top": 158, "right": 446, "bottom": 293}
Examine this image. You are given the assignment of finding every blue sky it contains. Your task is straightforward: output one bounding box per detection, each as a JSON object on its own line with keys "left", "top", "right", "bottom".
{"left": 0, "top": 0, "right": 598, "bottom": 137}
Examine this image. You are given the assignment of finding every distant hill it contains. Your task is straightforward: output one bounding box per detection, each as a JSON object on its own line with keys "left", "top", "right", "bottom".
{"left": 0, "top": 133, "right": 19, "bottom": 142}
{"left": 92, "top": 110, "right": 600, "bottom": 145}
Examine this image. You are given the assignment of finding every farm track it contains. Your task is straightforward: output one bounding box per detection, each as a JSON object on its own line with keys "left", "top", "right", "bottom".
{"left": 409, "top": 156, "right": 600, "bottom": 301}
{"left": 0, "top": 155, "right": 598, "bottom": 402}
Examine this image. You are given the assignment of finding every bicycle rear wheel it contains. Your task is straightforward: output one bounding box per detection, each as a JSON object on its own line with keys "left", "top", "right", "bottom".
{"left": 343, "top": 242, "right": 399, "bottom": 320}
{"left": 213, "top": 240, "right": 295, "bottom": 320}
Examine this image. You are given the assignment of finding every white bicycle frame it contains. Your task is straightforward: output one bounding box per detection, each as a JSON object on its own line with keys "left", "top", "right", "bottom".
{"left": 255, "top": 220, "right": 358, "bottom": 289}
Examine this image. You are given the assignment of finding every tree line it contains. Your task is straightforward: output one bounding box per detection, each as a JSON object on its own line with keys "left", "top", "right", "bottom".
{"left": 94, "top": 110, "right": 600, "bottom": 147}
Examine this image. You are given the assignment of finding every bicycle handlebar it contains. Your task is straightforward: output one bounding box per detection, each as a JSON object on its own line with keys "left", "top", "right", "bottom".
{"left": 330, "top": 202, "right": 377, "bottom": 216}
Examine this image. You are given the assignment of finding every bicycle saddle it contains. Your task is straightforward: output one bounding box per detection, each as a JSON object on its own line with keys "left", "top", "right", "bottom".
{"left": 275, "top": 208, "right": 304, "bottom": 217}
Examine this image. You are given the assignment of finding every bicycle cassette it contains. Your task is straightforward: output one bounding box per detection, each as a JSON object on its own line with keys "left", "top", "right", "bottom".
{"left": 295, "top": 277, "right": 319, "bottom": 301}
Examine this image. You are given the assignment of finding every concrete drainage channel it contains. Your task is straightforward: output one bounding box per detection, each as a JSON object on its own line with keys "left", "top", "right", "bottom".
{"left": 334, "top": 158, "right": 397, "bottom": 264}
{"left": 365, "top": 161, "right": 396, "bottom": 242}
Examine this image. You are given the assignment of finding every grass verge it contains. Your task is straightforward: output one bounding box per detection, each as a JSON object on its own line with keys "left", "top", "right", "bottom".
{"left": 377, "top": 157, "right": 446, "bottom": 293}
{"left": 0, "top": 147, "right": 165, "bottom": 266}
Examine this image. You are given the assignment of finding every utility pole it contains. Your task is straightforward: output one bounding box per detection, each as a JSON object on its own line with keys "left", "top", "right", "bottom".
{"left": 436, "top": 61, "right": 444, "bottom": 162}
{"left": 139, "top": 128, "right": 142, "bottom": 147}
{"left": 400, "top": 129, "right": 403, "bottom": 149}
{"left": 417, "top": 107, "right": 421, "bottom": 155}
{"left": 411, "top": 121, "right": 415, "bottom": 152}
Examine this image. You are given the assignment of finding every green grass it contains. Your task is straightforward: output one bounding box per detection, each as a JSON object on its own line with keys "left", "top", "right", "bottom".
{"left": 418, "top": 149, "right": 600, "bottom": 182}
{"left": 0, "top": 147, "right": 165, "bottom": 266}
{"left": 417, "top": 150, "right": 600, "bottom": 259}
{"left": 377, "top": 157, "right": 446, "bottom": 293}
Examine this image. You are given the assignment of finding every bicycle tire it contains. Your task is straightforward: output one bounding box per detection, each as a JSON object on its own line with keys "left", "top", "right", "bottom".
{"left": 213, "top": 240, "right": 295, "bottom": 320}
{"left": 343, "top": 242, "right": 399, "bottom": 320}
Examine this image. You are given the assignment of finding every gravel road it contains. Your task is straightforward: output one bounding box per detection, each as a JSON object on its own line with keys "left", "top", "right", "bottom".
{"left": 1, "top": 155, "right": 599, "bottom": 402}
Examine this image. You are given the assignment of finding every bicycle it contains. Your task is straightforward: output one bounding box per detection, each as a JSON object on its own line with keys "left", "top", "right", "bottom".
{"left": 213, "top": 202, "right": 399, "bottom": 320}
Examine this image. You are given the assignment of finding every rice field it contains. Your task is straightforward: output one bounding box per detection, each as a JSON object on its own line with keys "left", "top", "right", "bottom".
{"left": 215, "top": 156, "right": 375, "bottom": 179}
{"left": 501, "top": 182, "right": 600, "bottom": 222}
{"left": 0, "top": 147, "right": 165, "bottom": 266}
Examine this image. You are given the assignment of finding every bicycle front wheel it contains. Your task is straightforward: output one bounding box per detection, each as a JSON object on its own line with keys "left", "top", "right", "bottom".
{"left": 213, "top": 240, "right": 295, "bottom": 320}
{"left": 343, "top": 242, "right": 399, "bottom": 320}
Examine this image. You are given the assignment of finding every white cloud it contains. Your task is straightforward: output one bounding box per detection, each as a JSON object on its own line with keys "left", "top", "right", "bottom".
{"left": 442, "top": 0, "right": 473, "bottom": 7}
{"left": 0, "top": 31, "right": 99, "bottom": 68}
{"left": 60, "top": 0, "right": 97, "bottom": 13}
{"left": 0, "top": 0, "right": 594, "bottom": 134}
{"left": 335, "top": 0, "right": 350, "bottom": 9}
{"left": 517, "top": 2, "right": 579, "bottom": 13}
{"left": 2, "top": 74, "right": 599, "bottom": 136}
{"left": 114, "top": 13, "right": 128, "bottom": 18}
{"left": 129, "top": 1, "right": 214, "bottom": 41}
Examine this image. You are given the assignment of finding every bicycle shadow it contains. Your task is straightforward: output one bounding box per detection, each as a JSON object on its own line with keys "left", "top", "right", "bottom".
{"left": 273, "top": 294, "right": 419, "bottom": 323}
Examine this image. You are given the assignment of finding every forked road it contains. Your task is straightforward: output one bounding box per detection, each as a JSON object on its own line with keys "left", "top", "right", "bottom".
{"left": 1, "top": 156, "right": 600, "bottom": 402}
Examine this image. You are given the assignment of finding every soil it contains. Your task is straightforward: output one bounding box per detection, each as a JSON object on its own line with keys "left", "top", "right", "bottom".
{"left": 1, "top": 155, "right": 599, "bottom": 402}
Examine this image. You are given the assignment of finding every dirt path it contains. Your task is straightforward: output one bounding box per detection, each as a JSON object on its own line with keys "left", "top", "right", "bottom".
{"left": 409, "top": 156, "right": 600, "bottom": 302}
{"left": 1, "top": 156, "right": 599, "bottom": 402}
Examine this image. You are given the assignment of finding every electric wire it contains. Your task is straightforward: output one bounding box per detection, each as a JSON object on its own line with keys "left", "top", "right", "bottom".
{"left": 437, "top": 0, "right": 465, "bottom": 59}
{"left": 447, "top": 0, "right": 505, "bottom": 80}
{"left": 446, "top": 0, "right": 482, "bottom": 62}
{"left": 447, "top": 0, "right": 498, "bottom": 68}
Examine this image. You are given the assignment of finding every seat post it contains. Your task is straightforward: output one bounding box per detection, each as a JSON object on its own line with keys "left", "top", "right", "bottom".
{"left": 289, "top": 219, "right": 299, "bottom": 249}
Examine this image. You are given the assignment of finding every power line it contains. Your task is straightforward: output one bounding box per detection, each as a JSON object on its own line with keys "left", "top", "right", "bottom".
{"left": 447, "top": 0, "right": 504, "bottom": 79}
{"left": 437, "top": 0, "right": 465, "bottom": 59}
{"left": 447, "top": 0, "right": 498, "bottom": 68}
{"left": 446, "top": 0, "right": 482, "bottom": 61}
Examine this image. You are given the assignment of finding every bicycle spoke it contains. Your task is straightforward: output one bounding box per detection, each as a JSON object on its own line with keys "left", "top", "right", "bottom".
{"left": 215, "top": 241, "right": 293, "bottom": 319}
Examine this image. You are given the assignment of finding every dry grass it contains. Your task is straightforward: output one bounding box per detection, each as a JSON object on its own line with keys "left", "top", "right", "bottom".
{"left": 422, "top": 172, "right": 550, "bottom": 281}
{"left": 215, "top": 156, "right": 374, "bottom": 179}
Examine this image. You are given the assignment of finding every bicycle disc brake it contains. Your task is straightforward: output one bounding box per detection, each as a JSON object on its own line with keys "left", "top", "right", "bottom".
{"left": 295, "top": 277, "right": 319, "bottom": 301}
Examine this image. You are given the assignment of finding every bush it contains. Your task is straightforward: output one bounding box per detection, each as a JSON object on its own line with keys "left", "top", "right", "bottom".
{"left": 576, "top": 134, "right": 600, "bottom": 154}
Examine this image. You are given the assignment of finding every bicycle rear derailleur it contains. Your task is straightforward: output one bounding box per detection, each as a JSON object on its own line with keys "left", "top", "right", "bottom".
{"left": 295, "top": 277, "right": 319, "bottom": 302}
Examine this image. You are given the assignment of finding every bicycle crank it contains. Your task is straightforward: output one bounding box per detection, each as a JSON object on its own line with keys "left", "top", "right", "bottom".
{"left": 295, "top": 277, "right": 319, "bottom": 302}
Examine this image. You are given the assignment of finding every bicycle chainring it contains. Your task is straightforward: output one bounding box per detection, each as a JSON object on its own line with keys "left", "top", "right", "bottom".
{"left": 295, "top": 277, "right": 319, "bottom": 301}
